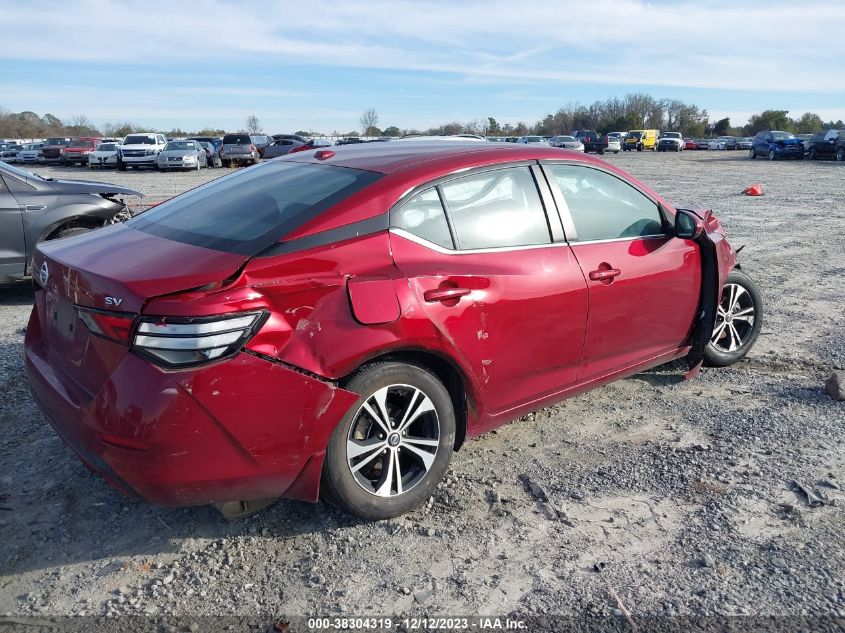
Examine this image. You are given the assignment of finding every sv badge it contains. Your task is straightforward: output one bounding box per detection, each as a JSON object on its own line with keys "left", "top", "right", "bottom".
{"left": 105, "top": 297, "right": 124, "bottom": 307}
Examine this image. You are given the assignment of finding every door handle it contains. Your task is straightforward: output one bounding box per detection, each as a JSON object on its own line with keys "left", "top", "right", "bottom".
{"left": 589, "top": 267, "right": 621, "bottom": 281}
{"left": 25, "top": 205, "right": 47, "bottom": 212}
{"left": 424, "top": 287, "right": 471, "bottom": 303}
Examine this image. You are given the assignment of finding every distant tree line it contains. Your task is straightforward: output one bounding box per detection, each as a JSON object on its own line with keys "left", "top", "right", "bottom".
{"left": 2, "top": 98, "right": 843, "bottom": 141}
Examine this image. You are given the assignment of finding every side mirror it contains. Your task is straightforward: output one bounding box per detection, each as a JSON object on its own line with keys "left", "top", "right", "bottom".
{"left": 675, "top": 209, "right": 705, "bottom": 240}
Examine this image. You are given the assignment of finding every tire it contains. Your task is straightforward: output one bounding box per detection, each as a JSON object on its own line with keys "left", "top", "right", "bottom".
{"left": 118, "top": 161, "right": 126, "bottom": 171}
{"left": 749, "top": 148, "right": 756, "bottom": 159}
{"left": 837, "top": 147, "right": 845, "bottom": 162}
{"left": 809, "top": 148, "right": 817, "bottom": 160}
{"left": 321, "top": 362, "right": 456, "bottom": 520}
{"left": 768, "top": 150, "right": 776, "bottom": 161}
{"left": 704, "top": 269, "right": 763, "bottom": 367}
{"left": 637, "top": 146, "right": 642, "bottom": 152}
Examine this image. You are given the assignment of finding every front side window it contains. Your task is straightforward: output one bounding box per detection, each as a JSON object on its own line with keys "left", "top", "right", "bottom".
{"left": 397, "top": 188, "right": 453, "bottom": 249}
{"left": 546, "top": 164, "right": 664, "bottom": 242}
{"left": 440, "top": 167, "right": 550, "bottom": 250}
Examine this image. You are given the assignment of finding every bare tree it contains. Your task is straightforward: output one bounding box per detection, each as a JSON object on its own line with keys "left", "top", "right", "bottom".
{"left": 359, "top": 108, "right": 379, "bottom": 136}
{"left": 246, "top": 115, "right": 262, "bottom": 135}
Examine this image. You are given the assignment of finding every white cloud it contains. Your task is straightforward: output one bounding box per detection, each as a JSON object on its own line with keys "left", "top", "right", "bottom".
{"left": 2, "top": 0, "right": 844, "bottom": 93}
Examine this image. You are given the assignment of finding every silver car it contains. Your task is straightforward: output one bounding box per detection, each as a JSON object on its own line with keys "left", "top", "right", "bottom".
{"left": 156, "top": 140, "right": 207, "bottom": 171}
{"left": 15, "top": 143, "right": 43, "bottom": 164}
{"left": 548, "top": 135, "right": 584, "bottom": 151}
{"left": 220, "top": 133, "right": 260, "bottom": 167}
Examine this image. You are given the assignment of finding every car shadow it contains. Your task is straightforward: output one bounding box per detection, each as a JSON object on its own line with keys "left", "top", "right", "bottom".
{"left": 0, "top": 280, "right": 35, "bottom": 307}
{"left": 631, "top": 358, "right": 688, "bottom": 387}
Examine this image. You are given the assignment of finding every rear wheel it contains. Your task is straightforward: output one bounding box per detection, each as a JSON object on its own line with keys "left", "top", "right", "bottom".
{"left": 768, "top": 149, "right": 776, "bottom": 161}
{"left": 53, "top": 226, "right": 91, "bottom": 240}
{"left": 837, "top": 147, "right": 845, "bottom": 162}
{"left": 704, "top": 269, "right": 762, "bottom": 367}
{"left": 322, "top": 362, "right": 456, "bottom": 520}
{"left": 809, "top": 148, "right": 817, "bottom": 160}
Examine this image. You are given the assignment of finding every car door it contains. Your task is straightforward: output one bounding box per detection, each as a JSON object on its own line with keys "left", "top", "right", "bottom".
{"left": 0, "top": 175, "right": 25, "bottom": 280}
{"left": 389, "top": 164, "right": 589, "bottom": 416}
{"left": 542, "top": 162, "right": 701, "bottom": 382}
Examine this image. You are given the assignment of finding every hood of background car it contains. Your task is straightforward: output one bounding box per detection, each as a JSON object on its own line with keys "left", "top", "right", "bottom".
{"left": 48, "top": 179, "right": 142, "bottom": 197}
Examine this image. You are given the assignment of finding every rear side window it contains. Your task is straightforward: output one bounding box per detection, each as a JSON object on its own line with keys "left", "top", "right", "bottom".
{"left": 440, "top": 167, "right": 550, "bottom": 250}
{"left": 398, "top": 189, "right": 453, "bottom": 249}
{"left": 546, "top": 164, "right": 663, "bottom": 241}
{"left": 129, "top": 162, "right": 382, "bottom": 255}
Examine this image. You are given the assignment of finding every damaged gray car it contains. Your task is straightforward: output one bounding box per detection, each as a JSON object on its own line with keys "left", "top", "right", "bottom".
{"left": 0, "top": 162, "right": 142, "bottom": 283}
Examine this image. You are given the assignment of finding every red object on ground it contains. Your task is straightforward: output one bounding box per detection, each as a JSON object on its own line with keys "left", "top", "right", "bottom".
{"left": 743, "top": 183, "right": 763, "bottom": 196}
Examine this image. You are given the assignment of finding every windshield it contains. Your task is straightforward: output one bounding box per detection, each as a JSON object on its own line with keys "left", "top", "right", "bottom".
{"left": 663, "top": 133, "right": 681, "bottom": 139}
{"left": 559, "top": 136, "right": 576, "bottom": 142}
{"left": 68, "top": 140, "right": 93, "bottom": 148}
{"left": 96, "top": 143, "right": 117, "bottom": 151}
{"left": 1, "top": 162, "right": 42, "bottom": 180}
{"left": 628, "top": 131, "right": 643, "bottom": 139}
{"left": 44, "top": 138, "right": 67, "bottom": 145}
{"left": 124, "top": 135, "right": 156, "bottom": 145}
{"left": 23, "top": 144, "right": 41, "bottom": 150}
{"left": 164, "top": 141, "right": 195, "bottom": 151}
{"left": 771, "top": 131, "right": 796, "bottom": 140}
{"left": 129, "top": 161, "right": 382, "bottom": 255}
{"left": 524, "top": 137, "right": 542, "bottom": 142}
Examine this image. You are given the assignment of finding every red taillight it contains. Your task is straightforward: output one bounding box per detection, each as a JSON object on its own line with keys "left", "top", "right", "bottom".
{"left": 314, "top": 150, "right": 335, "bottom": 160}
{"left": 77, "top": 308, "right": 134, "bottom": 344}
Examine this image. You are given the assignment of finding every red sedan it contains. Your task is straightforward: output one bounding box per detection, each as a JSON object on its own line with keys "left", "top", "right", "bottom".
{"left": 25, "top": 142, "right": 762, "bottom": 519}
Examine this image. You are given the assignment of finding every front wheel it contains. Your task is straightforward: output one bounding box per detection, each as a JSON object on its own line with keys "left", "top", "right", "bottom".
{"left": 749, "top": 148, "right": 756, "bottom": 159}
{"left": 704, "top": 269, "right": 762, "bottom": 367}
{"left": 322, "top": 362, "right": 456, "bottom": 520}
{"left": 768, "top": 149, "right": 777, "bottom": 161}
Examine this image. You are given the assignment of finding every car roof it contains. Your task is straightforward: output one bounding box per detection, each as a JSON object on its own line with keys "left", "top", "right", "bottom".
{"left": 282, "top": 140, "right": 611, "bottom": 176}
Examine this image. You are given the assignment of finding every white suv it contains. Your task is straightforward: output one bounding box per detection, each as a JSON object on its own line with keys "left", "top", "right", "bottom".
{"left": 118, "top": 133, "right": 167, "bottom": 170}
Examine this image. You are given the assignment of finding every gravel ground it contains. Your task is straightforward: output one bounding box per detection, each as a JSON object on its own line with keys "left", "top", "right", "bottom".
{"left": 0, "top": 153, "right": 843, "bottom": 631}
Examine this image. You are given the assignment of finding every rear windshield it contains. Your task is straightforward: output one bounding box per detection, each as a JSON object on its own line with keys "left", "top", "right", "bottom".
{"left": 124, "top": 135, "right": 156, "bottom": 145}
{"left": 223, "top": 134, "right": 251, "bottom": 144}
{"left": 129, "top": 161, "right": 382, "bottom": 255}
{"left": 44, "top": 138, "right": 68, "bottom": 145}
{"left": 68, "top": 140, "right": 93, "bottom": 148}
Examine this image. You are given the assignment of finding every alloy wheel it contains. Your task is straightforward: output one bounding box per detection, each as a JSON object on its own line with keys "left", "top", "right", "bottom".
{"left": 346, "top": 384, "right": 439, "bottom": 497}
{"left": 711, "top": 283, "right": 756, "bottom": 352}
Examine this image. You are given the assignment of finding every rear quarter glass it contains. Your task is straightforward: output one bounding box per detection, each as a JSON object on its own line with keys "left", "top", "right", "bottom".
{"left": 127, "top": 161, "right": 382, "bottom": 255}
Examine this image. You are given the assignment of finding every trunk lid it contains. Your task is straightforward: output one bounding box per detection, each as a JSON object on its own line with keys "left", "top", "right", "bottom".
{"left": 33, "top": 225, "right": 249, "bottom": 395}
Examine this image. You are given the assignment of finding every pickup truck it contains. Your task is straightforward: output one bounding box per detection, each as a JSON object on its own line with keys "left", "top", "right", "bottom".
{"left": 573, "top": 130, "right": 608, "bottom": 154}
{"left": 118, "top": 133, "right": 168, "bottom": 170}
{"left": 62, "top": 137, "right": 103, "bottom": 166}
{"left": 657, "top": 132, "right": 684, "bottom": 152}
{"left": 40, "top": 137, "right": 73, "bottom": 163}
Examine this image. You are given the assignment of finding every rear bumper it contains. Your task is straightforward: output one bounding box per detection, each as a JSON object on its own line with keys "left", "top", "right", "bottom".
{"left": 24, "top": 309, "right": 359, "bottom": 506}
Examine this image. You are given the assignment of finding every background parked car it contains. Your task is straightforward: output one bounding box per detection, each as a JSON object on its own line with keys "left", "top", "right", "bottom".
{"left": 736, "top": 137, "right": 753, "bottom": 150}
{"left": 657, "top": 132, "right": 684, "bottom": 152}
{"left": 708, "top": 138, "right": 727, "bottom": 150}
{"left": 806, "top": 129, "right": 843, "bottom": 160}
{"left": 0, "top": 144, "right": 24, "bottom": 162}
{"left": 515, "top": 136, "right": 549, "bottom": 145}
{"left": 263, "top": 138, "right": 307, "bottom": 159}
{"left": 250, "top": 135, "right": 272, "bottom": 158}
{"left": 16, "top": 142, "right": 44, "bottom": 164}
{"left": 156, "top": 140, "right": 208, "bottom": 171}
{"left": 88, "top": 142, "right": 120, "bottom": 169}
{"left": 548, "top": 135, "right": 584, "bottom": 151}
{"left": 605, "top": 135, "right": 622, "bottom": 153}
{"left": 695, "top": 138, "right": 711, "bottom": 150}
{"left": 624, "top": 129, "right": 659, "bottom": 151}
{"left": 220, "top": 133, "right": 260, "bottom": 167}
{"left": 573, "top": 130, "right": 609, "bottom": 154}
{"left": 287, "top": 138, "right": 335, "bottom": 155}
{"left": 62, "top": 137, "right": 102, "bottom": 166}
{"left": 118, "top": 133, "right": 168, "bottom": 170}
{"left": 0, "top": 161, "right": 140, "bottom": 282}
{"left": 198, "top": 141, "right": 222, "bottom": 167}
{"left": 835, "top": 134, "right": 845, "bottom": 162}
{"left": 40, "top": 137, "right": 73, "bottom": 163}
{"left": 684, "top": 139, "right": 698, "bottom": 150}
{"left": 749, "top": 130, "right": 804, "bottom": 160}
{"left": 716, "top": 136, "right": 738, "bottom": 150}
